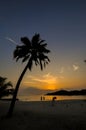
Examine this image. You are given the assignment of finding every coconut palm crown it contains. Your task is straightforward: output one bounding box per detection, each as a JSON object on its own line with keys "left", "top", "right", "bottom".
{"left": 14, "top": 33, "right": 50, "bottom": 70}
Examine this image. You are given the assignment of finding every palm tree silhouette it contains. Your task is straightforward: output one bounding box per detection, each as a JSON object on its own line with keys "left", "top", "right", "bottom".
{"left": 0, "top": 76, "right": 13, "bottom": 99}
{"left": 7, "top": 33, "right": 50, "bottom": 117}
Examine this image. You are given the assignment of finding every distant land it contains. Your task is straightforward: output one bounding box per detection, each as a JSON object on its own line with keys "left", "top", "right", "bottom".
{"left": 19, "top": 87, "right": 54, "bottom": 96}
{"left": 46, "top": 89, "right": 86, "bottom": 96}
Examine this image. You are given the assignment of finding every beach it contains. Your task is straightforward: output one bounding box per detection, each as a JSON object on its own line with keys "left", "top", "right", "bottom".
{"left": 0, "top": 100, "right": 86, "bottom": 130}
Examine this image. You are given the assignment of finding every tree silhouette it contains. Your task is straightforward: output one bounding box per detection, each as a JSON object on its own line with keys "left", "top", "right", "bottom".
{"left": 84, "top": 60, "right": 86, "bottom": 63}
{"left": 0, "top": 76, "right": 13, "bottom": 99}
{"left": 7, "top": 33, "right": 50, "bottom": 117}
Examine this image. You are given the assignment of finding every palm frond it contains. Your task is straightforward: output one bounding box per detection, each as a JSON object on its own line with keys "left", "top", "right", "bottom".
{"left": 13, "top": 33, "right": 50, "bottom": 70}
{"left": 13, "top": 45, "right": 31, "bottom": 61}
{"left": 0, "top": 77, "right": 7, "bottom": 86}
{"left": 0, "top": 76, "right": 13, "bottom": 98}
{"left": 39, "top": 60, "right": 43, "bottom": 70}
{"left": 39, "top": 40, "right": 45, "bottom": 44}
{"left": 21, "top": 37, "right": 31, "bottom": 47}
{"left": 31, "top": 33, "right": 40, "bottom": 45}
{"left": 27, "top": 58, "right": 33, "bottom": 71}
{"left": 22, "top": 55, "right": 30, "bottom": 63}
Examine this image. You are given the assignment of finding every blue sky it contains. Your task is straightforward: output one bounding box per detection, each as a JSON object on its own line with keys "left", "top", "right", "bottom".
{"left": 0, "top": 0, "right": 86, "bottom": 91}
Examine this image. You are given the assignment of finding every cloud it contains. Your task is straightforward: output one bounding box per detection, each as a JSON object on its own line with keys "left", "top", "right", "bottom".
{"left": 5, "top": 37, "right": 18, "bottom": 45}
{"left": 59, "top": 67, "right": 64, "bottom": 74}
{"left": 59, "top": 76, "right": 64, "bottom": 79}
{"left": 73, "top": 64, "right": 79, "bottom": 71}
{"left": 27, "top": 73, "right": 58, "bottom": 84}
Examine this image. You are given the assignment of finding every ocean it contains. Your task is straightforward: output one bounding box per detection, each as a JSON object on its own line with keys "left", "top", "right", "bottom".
{"left": 18, "top": 95, "right": 86, "bottom": 102}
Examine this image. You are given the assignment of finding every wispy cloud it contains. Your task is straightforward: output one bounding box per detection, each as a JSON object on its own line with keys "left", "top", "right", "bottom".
{"left": 5, "top": 37, "right": 18, "bottom": 45}
{"left": 59, "top": 76, "right": 64, "bottom": 79}
{"left": 27, "top": 73, "right": 58, "bottom": 84}
{"left": 59, "top": 67, "right": 64, "bottom": 74}
{"left": 73, "top": 64, "right": 79, "bottom": 71}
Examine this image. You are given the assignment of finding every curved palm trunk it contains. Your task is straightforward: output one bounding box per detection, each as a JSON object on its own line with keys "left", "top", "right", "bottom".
{"left": 7, "top": 63, "right": 29, "bottom": 117}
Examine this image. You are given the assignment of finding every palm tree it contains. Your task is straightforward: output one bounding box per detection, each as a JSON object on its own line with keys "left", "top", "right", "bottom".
{"left": 0, "top": 76, "right": 13, "bottom": 99}
{"left": 7, "top": 33, "right": 50, "bottom": 117}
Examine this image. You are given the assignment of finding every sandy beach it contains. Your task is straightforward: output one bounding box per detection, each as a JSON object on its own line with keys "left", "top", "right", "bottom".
{"left": 0, "top": 100, "right": 86, "bottom": 130}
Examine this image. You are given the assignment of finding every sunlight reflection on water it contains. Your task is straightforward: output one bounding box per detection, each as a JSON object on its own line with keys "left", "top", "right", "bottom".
{"left": 18, "top": 95, "right": 86, "bottom": 101}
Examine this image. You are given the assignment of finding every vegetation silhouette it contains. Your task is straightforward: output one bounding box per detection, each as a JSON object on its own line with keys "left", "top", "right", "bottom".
{"left": 7, "top": 33, "right": 50, "bottom": 117}
{"left": 46, "top": 89, "right": 86, "bottom": 96}
{"left": 84, "top": 60, "right": 86, "bottom": 63}
{"left": 0, "top": 76, "right": 14, "bottom": 99}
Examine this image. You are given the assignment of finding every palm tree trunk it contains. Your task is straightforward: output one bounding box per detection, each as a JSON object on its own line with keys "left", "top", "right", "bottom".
{"left": 7, "top": 63, "right": 28, "bottom": 117}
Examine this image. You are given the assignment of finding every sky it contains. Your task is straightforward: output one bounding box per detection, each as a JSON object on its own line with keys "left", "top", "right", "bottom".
{"left": 0, "top": 0, "right": 86, "bottom": 93}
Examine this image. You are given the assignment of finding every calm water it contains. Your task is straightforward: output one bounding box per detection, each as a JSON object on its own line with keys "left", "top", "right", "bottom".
{"left": 18, "top": 95, "right": 86, "bottom": 101}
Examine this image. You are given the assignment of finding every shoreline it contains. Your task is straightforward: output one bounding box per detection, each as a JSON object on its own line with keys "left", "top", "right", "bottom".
{"left": 0, "top": 99, "right": 86, "bottom": 117}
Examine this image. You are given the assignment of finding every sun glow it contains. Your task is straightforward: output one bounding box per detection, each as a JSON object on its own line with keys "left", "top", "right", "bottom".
{"left": 21, "top": 66, "right": 86, "bottom": 91}
{"left": 23, "top": 73, "right": 58, "bottom": 90}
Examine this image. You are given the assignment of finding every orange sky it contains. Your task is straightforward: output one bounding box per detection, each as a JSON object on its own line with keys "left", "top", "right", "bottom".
{"left": 20, "top": 67, "right": 86, "bottom": 90}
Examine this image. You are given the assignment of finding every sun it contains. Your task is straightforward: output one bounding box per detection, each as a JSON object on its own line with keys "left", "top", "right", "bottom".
{"left": 43, "top": 81, "right": 58, "bottom": 90}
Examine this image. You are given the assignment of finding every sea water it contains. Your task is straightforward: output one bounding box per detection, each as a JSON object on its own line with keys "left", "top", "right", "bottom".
{"left": 18, "top": 95, "right": 86, "bottom": 101}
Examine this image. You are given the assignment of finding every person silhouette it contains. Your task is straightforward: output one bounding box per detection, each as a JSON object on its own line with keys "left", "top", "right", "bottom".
{"left": 52, "top": 96, "right": 56, "bottom": 106}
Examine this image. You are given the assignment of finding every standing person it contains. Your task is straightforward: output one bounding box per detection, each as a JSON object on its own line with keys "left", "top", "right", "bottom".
{"left": 41, "top": 96, "right": 42, "bottom": 101}
{"left": 52, "top": 96, "right": 56, "bottom": 106}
